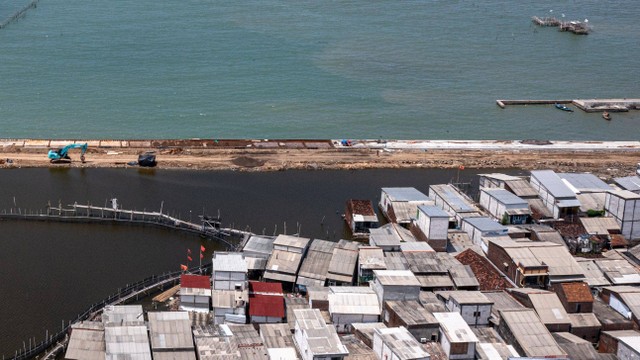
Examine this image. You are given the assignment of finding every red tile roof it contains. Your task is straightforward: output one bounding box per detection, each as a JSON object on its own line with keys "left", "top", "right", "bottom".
{"left": 560, "top": 281, "right": 594, "bottom": 303}
{"left": 455, "top": 248, "right": 512, "bottom": 291}
{"left": 249, "top": 294, "right": 285, "bottom": 318}
{"left": 249, "top": 281, "right": 283, "bottom": 295}
{"left": 180, "top": 274, "right": 210, "bottom": 289}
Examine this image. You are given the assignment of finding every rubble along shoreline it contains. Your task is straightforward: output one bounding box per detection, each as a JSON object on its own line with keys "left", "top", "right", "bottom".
{"left": 1, "top": 139, "right": 639, "bottom": 180}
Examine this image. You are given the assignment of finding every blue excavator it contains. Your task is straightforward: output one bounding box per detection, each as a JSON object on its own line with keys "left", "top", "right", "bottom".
{"left": 47, "top": 143, "right": 88, "bottom": 163}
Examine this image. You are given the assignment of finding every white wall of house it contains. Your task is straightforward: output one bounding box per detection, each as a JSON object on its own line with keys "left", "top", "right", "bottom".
{"left": 416, "top": 209, "right": 448, "bottom": 240}
{"left": 447, "top": 301, "right": 492, "bottom": 327}
{"left": 617, "top": 340, "right": 640, "bottom": 360}
{"left": 610, "top": 295, "right": 633, "bottom": 319}
{"left": 439, "top": 329, "right": 475, "bottom": 360}
{"left": 371, "top": 282, "right": 420, "bottom": 309}
{"left": 605, "top": 193, "right": 640, "bottom": 240}
{"left": 332, "top": 313, "right": 379, "bottom": 334}
{"left": 213, "top": 271, "right": 247, "bottom": 291}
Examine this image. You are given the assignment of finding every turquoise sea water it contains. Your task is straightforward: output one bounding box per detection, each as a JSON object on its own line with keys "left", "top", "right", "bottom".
{"left": 0, "top": 1, "right": 638, "bottom": 140}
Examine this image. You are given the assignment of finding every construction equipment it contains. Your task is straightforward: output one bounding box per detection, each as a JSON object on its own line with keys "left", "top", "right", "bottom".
{"left": 47, "top": 143, "right": 88, "bottom": 163}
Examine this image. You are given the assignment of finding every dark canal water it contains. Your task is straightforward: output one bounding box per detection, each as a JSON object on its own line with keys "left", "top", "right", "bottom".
{"left": 0, "top": 167, "right": 518, "bottom": 355}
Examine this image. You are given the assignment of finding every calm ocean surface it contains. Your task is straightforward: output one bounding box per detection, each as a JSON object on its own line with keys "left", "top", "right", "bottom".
{"left": 0, "top": 1, "right": 638, "bottom": 140}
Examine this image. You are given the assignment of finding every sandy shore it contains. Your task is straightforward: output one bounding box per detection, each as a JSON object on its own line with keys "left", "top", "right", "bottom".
{"left": 1, "top": 139, "right": 639, "bottom": 180}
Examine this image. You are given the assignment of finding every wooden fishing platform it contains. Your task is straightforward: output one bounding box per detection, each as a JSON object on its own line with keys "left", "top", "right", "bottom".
{"left": 532, "top": 16, "right": 590, "bottom": 35}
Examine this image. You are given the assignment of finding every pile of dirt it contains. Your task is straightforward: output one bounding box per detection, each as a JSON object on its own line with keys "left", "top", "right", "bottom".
{"left": 231, "top": 156, "right": 265, "bottom": 168}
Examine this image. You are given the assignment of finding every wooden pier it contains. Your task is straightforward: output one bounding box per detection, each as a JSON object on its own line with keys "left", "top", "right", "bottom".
{"left": 0, "top": 200, "right": 254, "bottom": 250}
{"left": 496, "top": 99, "right": 572, "bottom": 108}
{"left": 0, "top": 0, "right": 40, "bottom": 29}
{"left": 532, "top": 16, "right": 590, "bottom": 35}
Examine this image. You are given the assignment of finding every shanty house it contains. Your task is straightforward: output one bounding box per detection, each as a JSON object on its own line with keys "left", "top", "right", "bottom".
{"left": 460, "top": 217, "right": 508, "bottom": 253}
{"left": 412, "top": 204, "right": 450, "bottom": 251}
{"left": 371, "top": 270, "right": 421, "bottom": 307}
{"left": 326, "top": 240, "right": 359, "bottom": 286}
{"left": 528, "top": 292, "right": 572, "bottom": 332}
{"left": 605, "top": 190, "right": 640, "bottom": 240}
{"left": 372, "top": 326, "right": 431, "bottom": 360}
{"left": 445, "top": 291, "right": 493, "bottom": 327}
{"left": 105, "top": 323, "right": 152, "bottom": 360}
{"left": 429, "top": 184, "right": 482, "bottom": 224}
{"left": 296, "top": 239, "right": 336, "bottom": 292}
{"left": 179, "top": 274, "right": 212, "bottom": 313}
{"left": 264, "top": 235, "right": 310, "bottom": 290}
{"left": 358, "top": 246, "right": 386, "bottom": 285}
{"left": 599, "top": 330, "right": 640, "bottom": 359}
{"left": 148, "top": 311, "right": 196, "bottom": 360}
{"left": 479, "top": 187, "right": 531, "bottom": 225}
{"left": 383, "top": 300, "right": 440, "bottom": 342}
{"left": 328, "top": 287, "right": 381, "bottom": 333}
{"left": 211, "top": 252, "right": 248, "bottom": 324}
{"left": 433, "top": 312, "right": 479, "bottom": 360}
{"left": 379, "top": 187, "right": 433, "bottom": 226}
{"left": 614, "top": 175, "right": 640, "bottom": 194}
{"left": 497, "top": 309, "right": 567, "bottom": 359}
{"left": 249, "top": 281, "right": 285, "bottom": 324}
{"left": 552, "top": 281, "right": 593, "bottom": 313}
{"left": 529, "top": 170, "right": 581, "bottom": 220}
{"left": 293, "top": 309, "right": 349, "bottom": 360}
{"left": 369, "top": 223, "right": 416, "bottom": 252}
{"left": 345, "top": 199, "right": 379, "bottom": 238}
{"left": 65, "top": 322, "right": 105, "bottom": 360}
{"left": 486, "top": 238, "right": 585, "bottom": 287}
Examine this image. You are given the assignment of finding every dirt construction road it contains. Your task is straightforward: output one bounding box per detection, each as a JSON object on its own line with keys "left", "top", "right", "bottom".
{"left": 2, "top": 144, "right": 639, "bottom": 180}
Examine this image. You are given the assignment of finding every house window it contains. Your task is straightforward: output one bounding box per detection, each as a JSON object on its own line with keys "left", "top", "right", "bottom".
{"left": 450, "top": 342, "right": 468, "bottom": 355}
{"left": 473, "top": 311, "right": 481, "bottom": 318}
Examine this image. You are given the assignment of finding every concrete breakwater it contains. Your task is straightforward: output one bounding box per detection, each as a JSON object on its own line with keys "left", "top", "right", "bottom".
{"left": 0, "top": 0, "right": 40, "bottom": 29}
{"left": 3, "top": 138, "right": 640, "bottom": 151}
{"left": 497, "top": 98, "right": 640, "bottom": 112}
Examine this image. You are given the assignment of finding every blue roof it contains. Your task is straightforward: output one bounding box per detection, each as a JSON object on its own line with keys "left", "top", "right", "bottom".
{"left": 429, "top": 184, "right": 477, "bottom": 212}
{"left": 482, "top": 188, "right": 528, "bottom": 206}
{"left": 417, "top": 205, "right": 449, "bottom": 218}
{"left": 614, "top": 176, "right": 640, "bottom": 192}
{"left": 558, "top": 173, "right": 611, "bottom": 192}
{"left": 530, "top": 170, "right": 576, "bottom": 198}
{"left": 382, "top": 187, "right": 430, "bottom": 202}
{"left": 463, "top": 217, "right": 508, "bottom": 231}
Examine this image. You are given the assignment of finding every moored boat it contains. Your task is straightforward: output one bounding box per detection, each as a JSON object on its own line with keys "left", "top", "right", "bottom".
{"left": 602, "top": 111, "right": 611, "bottom": 120}
{"left": 554, "top": 103, "right": 574, "bottom": 112}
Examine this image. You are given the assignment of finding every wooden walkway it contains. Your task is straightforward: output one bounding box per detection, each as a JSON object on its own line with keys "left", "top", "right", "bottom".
{"left": 0, "top": 200, "right": 253, "bottom": 250}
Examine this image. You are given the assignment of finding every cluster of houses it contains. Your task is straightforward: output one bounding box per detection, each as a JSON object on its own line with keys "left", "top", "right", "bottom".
{"left": 64, "top": 170, "right": 640, "bottom": 359}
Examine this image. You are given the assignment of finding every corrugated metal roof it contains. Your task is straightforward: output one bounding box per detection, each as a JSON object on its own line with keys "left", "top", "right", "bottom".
{"left": 400, "top": 241, "right": 435, "bottom": 252}
{"left": 417, "top": 204, "right": 449, "bottom": 218}
{"left": 448, "top": 265, "right": 480, "bottom": 288}
{"left": 65, "top": 322, "right": 105, "bottom": 360}
{"left": 614, "top": 176, "right": 640, "bottom": 192}
{"left": 373, "top": 270, "right": 421, "bottom": 286}
{"left": 339, "top": 334, "right": 377, "bottom": 360}
{"left": 527, "top": 198, "right": 554, "bottom": 218}
{"left": 328, "top": 292, "right": 380, "bottom": 315}
{"left": 249, "top": 281, "right": 283, "bottom": 295}
{"left": 481, "top": 188, "right": 529, "bottom": 206}
{"left": 259, "top": 323, "right": 294, "bottom": 349}
{"left": 381, "top": 187, "right": 430, "bottom": 202}
{"left": 608, "top": 189, "right": 640, "bottom": 200}
{"left": 193, "top": 327, "right": 241, "bottom": 359}
{"left": 499, "top": 309, "right": 567, "bottom": 358}
{"left": 596, "top": 260, "right": 640, "bottom": 285}
{"left": 297, "top": 248, "right": 334, "bottom": 284}
{"left": 213, "top": 252, "right": 247, "bottom": 273}
{"left": 265, "top": 249, "right": 303, "bottom": 275}
{"left": 180, "top": 274, "right": 211, "bottom": 290}
{"left": 386, "top": 300, "right": 438, "bottom": 325}
{"left": 327, "top": 247, "right": 358, "bottom": 282}
{"left": 384, "top": 252, "right": 410, "bottom": 270}
{"left": 373, "top": 327, "right": 431, "bottom": 359}
{"left": 309, "top": 239, "right": 337, "bottom": 253}
{"left": 569, "top": 313, "right": 601, "bottom": 328}
{"left": 102, "top": 305, "right": 144, "bottom": 325}
{"left": 285, "top": 297, "right": 309, "bottom": 331}
{"left": 558, "top": 173, "right": 612, "bottom": 192}
{"left": 433, "top": 312, "right": 479, "bottom": 343}
{"left": 449, "top": 291, "right": 492, "bottom": 305}
{"left": 505, "top": 179, "right": 539, "bottom": 198}
{"left": 482, "top": 291, "right": 524, "bottom": 324}
{"left": 148, "top": 312, "right": 195, "bottom": 353}
{"left": 358, "top": 247, "right": 386, "bottom": 270}
{"left": 580, "top": 217, "right": 621, "bottom": 235}
{"left": 429, "top": 184, "right": 479, "bottom": 213}
{"left": 105, "top": 324, "right": 152, "bottom": 360}
{"left": 242, "top": 235, "right": 275, "bottom": 258}
{"left": 369, "top": 224, "right": 402, "bottom": 247}
{"left": 576, "top": 192, "right": 606, "bottom": 212}
{"left": 528, "top": 293, "right": 571, "bottom": 325}
{"left": 479, "top": 173, "right": 521, "bottom": 182}
{"left": 463, "top": 216, "right": 508, "bottom": 232}
{"left": 416, "top": 274, "right": 455, "bottom": 289}
{"left": 293, "top": 309, "right": 348, "bottom": 356}
{"left": 273, "top": 234, "right": 310, "bottom": 249}
{"left": 577, "top": 259, "right": 611, "bottom": 287}
{"left": 249, "top": 294, "right": 285, "bottom": 318}
{"left": 530, "top": 170, "right": 577, "bottom": 198}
